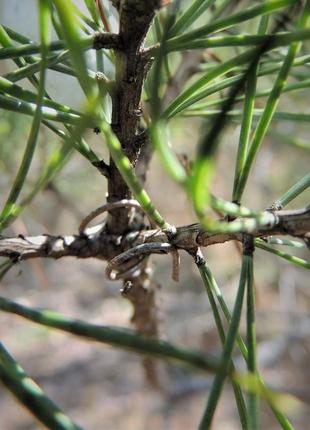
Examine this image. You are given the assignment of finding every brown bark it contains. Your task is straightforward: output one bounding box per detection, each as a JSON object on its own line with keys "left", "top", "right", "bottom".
{"left": 1, "top": 207, "right": 308, "bottom": 262}
{"left": 103, "top": 1, "right": 165, "bottom": 384}
{"left": 105, "top": 1, "right": 158, "bottom": 234}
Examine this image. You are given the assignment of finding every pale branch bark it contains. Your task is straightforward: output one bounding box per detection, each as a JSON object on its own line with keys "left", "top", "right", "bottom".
{"left": 0, "top": 232, "right": 111, "bottom": 261}
{"left": 0, "top": 207, "right": 308, "bottom": 262}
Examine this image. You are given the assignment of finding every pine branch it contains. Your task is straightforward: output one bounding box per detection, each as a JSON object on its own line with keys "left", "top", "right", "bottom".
{"left": 0, "top": 207, "right": 308, "bottom": 262}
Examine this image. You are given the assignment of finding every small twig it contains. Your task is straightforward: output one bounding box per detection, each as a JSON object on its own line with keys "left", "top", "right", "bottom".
{"left": 171, "top": 247, "right": 180, "bottom": 282}
{"left": 91, "top": 159, "right": 110, "bottom": 178}
{"left": 78, "top": 199, "right": 142, "bottom": 234}
{"left": 96, "top": 0, "right": 111, "bottom": 32}
{"left": 106, "top": 242, "right": 173, "bottom": 280}
{"left": 108, "top": 255, "right": 146, "bottom": 280}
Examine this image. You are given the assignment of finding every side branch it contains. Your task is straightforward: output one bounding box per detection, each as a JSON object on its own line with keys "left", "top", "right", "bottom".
{"left": 0, "top": 207, "right": 308, "bottom": 262}
{"left": 93, "top": 32, "right": 121, "bottom": 50}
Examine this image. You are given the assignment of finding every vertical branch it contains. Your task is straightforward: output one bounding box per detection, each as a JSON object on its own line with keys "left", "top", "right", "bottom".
{"left": 122, "top": 270, "right": 161, "bottom": 388}
{"left": 107, "top": 1, "right": 160, "bottom": 234}
{"left": 105, "top": 1, "right": 164, "bottom": 384}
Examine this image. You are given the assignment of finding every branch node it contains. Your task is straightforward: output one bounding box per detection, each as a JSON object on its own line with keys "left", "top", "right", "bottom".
{"left": 163, "top": 224, "right": 177, "bottom": 241}
{"left": 268, "top": 202, "right": 283, "bottom": 211}
{"left": 8, "top": 251, "right": 21, "bottom": 264}
{"left": 121, "top": 280, "right": 134, "bottom": 295}
{"left": 243, "top": 234, "right": 255, "bottom": 256}
{"left": 92, "top": 159, "right": 110, "bottom": 178}
{"left": 188, "top": 247, "right": 205, "bottom": 267}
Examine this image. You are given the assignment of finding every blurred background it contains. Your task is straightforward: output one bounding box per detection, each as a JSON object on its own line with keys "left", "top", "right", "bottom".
{"left": 0, "top": 1, "right": 309, "bottom": 429}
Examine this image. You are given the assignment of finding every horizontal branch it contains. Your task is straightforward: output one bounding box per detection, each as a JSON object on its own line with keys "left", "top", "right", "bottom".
{"left": 0, "top": 230, "right": 112, "bottom": 261}
{"left": 0, "top": 207, "right": 308, "bottom": 263}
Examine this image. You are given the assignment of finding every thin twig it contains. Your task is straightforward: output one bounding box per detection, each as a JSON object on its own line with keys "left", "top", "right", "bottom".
{"left": 106, "top": 242, "right": 173, "bottom": 280}
{"left": 96, "top": 0, "right": 111, "bottom": 32}
{"left": 79, "top": 199, "right": 142, "bottom": 234}
{"left": 171, "top": 247, "right": 180, "bottom": 282}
